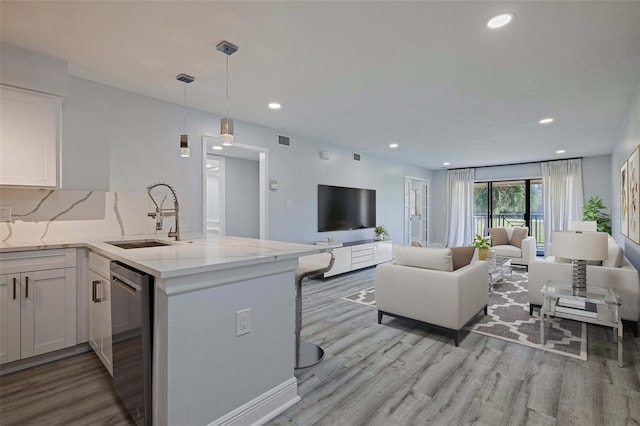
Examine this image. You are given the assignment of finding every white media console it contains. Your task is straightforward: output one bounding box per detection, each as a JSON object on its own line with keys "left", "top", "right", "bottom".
{"left": 317, "top": 240, "right": 393, "bottom": 278}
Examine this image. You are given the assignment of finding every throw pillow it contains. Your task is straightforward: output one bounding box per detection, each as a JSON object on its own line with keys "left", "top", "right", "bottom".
{"left": 449, "top": 246, "right": 475, "bottom": 270}
{"left": 410, "top": 241, "right": 423, "bottom": 247}
{"left": 602, "top": 238, "right": 624, "bottom": 268}
{"left": 394, "top": 246, "right": 453, "bottom": 272}
{"left": 510, "top": 227, "right": 528, "bottom": 248}
{"left": 489, "top": 228, "right": 509, "bottom": 246}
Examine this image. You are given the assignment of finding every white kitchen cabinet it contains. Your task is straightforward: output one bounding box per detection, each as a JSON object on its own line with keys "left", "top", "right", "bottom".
{"left": 88, "top": 251, "right": 113, "bottom": 375}
{"left": 0, "top": 274, "right": 21, "bottom": 363}
{"left": 0, "top": 84, "right": 62, "bottom": 187}
{"left": 0, "top": 249, "right": 76, "bottom": 365}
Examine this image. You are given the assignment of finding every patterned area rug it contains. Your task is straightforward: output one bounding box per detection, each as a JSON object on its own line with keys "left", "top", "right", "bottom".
{"left": 342, "top": 271, "right": 587, "bottom": 360}
{"left": 342, "top": 286, "right": 376, "bottom": 307}
{"left": 468, "top": 270, "right": 587, "bottom": 360}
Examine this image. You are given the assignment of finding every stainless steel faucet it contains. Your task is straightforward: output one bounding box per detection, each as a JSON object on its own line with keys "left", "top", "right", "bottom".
{"left": 147, "top": 182, "right": 181, "bottom": 241}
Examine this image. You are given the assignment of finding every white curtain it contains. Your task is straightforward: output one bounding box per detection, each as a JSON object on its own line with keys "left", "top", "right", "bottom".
{"left": 541, "top": 159, "right": 584, "bottom": 253}
{"left": 446, "top": 168, "right": 475, "bottom": 247}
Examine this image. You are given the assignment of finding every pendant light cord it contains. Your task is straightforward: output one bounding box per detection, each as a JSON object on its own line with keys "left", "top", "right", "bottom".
{"left": 183, "top": 83, "right": 187, "bottom": 133}
{"left": 226, "top": 55, "right": 229, "bottom": 119}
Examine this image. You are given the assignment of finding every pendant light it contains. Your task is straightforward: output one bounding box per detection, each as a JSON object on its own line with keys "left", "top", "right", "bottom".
{"left": 176, "top": 73, "right": 194, "bottom": 157}
{"left": 216, "top": 40, "right": 238, "bottom": 146}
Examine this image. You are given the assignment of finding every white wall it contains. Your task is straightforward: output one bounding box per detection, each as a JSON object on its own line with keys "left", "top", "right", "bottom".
{"left": 430, "top": 171, "right": 448, "bottom": 245}
{"left": 582, "top": 155, "right": 612, "bottom": 209}
{"left": 475, "top": 163, "right": 542, "bottom": 182}
{"left": 225, "top": 157, "right": 259, "bottom": 238}
{"left": 1, "top": 45, "right": 433, "bottom": 245}
{"left": 0, "top": 43, "right": 68, "bottom": 97}
{"left": 62, "top": 77, "right": 111, "bottom": 191}
{"left": 611, "top": 82, "right": 640, "bottom": 268}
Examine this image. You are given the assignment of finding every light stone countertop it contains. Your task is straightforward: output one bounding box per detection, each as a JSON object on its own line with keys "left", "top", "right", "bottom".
{"left": 0, "top": 233, "right": 322, "bottom": 279}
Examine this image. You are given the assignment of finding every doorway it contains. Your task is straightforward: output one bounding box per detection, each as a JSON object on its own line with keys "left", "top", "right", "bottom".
{"left": 404, "top": 176, "right": 429, "bottom": 246}
{"left": 205, "top": 156, "right": 225, "bottom": 234}
{"left": 201, "top": 135, "right": 269, "bottom": 239}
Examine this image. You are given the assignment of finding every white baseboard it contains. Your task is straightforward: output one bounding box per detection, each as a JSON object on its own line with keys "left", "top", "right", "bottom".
{"left": 0, "top": 343, "right": 91, "bottom": 376}
{"left": 209, "top": 377, "right": 300, "bottom": 426}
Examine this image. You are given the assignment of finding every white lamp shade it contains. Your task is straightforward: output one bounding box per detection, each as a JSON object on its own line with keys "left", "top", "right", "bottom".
{"left": 569, "top": 221, "right": 597, "bottom": 231}
{"left": 552, "top": 231, "right": 608, "bottom": 260}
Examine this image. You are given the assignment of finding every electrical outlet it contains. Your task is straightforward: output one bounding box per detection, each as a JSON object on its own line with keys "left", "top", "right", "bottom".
{"left": 236, "top": 309, "right": 251, "bottom": 336}
{"left": 0, "top": 206, "right": 11, "bottom": 222}
{"left": 286, "top": 200, "right": 293, "bottom": 209}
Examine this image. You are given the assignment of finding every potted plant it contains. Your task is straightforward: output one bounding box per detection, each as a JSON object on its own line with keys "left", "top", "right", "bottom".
{"left": 374, "top": 225, "right": 389, "bottom": 241}
{"left": 583, "top": 195, "right": 612, "bottom": 234}
{"left": 472, "top": 234, "right": 491, "bottom": 260}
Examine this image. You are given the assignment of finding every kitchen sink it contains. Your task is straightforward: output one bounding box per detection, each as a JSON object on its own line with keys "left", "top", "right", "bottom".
{"left": 106, "top": 239, "right": 173, "bottom": 249}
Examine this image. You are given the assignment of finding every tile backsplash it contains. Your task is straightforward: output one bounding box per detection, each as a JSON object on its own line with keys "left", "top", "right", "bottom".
{"left": 0, "top": 188, "right": 189, "bottom": 242}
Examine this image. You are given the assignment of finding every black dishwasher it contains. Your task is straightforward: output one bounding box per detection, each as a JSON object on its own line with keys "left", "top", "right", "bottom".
{"left": 110, "top": 261, "right": 153, "bottom": 426}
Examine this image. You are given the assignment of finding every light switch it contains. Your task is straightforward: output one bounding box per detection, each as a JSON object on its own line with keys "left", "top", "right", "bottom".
{"left": 286, "top": 200, "right": 293, "bottom": 209}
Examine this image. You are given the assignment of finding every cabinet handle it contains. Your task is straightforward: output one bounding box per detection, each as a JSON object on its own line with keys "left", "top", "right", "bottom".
{"left": 13, "top": 277, "right": 17, "bottom": 300}
{"left": 25, "top": 276, "right": 29, "bottom": 299}
{"left": 92, "top": 280, "right": 102, "bottom": 303}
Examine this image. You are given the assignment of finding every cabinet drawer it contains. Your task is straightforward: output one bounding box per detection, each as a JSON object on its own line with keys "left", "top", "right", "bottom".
{"left": 352, "top": 249, "right": 374, "bottom": 262}
{"left": 89, "top": 251, "right": 112, "bottom": 278}
{"left": 351, "top": 243, "right": 374, "bottom": 253}
{"left": 352, "top": 258, "right": 375, "bottom": 269}
{"left": 352, "top": 250, "right": 373, "bottom": 260}
{"left": 0, "top": 249, "right": 76, "bottom": 274}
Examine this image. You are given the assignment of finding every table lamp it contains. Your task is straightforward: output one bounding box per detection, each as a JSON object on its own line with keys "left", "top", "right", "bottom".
{"left": 552, "top": 231, "right": 608, "bottom": 290}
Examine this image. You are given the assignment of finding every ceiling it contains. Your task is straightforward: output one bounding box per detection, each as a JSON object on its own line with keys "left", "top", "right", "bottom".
{"left": 2, "top": 1, "right": 640, "bottom": 170}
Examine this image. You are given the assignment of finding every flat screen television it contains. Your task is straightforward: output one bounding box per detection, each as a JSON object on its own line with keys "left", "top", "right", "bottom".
{"left": 318, "top": 184, "right": 376, "bottom": 232}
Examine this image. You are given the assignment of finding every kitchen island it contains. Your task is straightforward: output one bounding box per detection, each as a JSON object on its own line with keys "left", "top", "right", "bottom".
{"left": 1, "top": 234, "right": 321, "bottom": 425}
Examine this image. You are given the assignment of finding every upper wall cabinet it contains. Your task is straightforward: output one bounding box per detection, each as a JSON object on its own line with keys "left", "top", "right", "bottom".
{"left": 0, "top": 85, "right": 62, "bottom": 188}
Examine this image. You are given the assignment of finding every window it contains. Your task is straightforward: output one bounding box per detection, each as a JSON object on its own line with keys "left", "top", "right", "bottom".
{"left": 474, "top": 179, "right": 544, "bottom": 254}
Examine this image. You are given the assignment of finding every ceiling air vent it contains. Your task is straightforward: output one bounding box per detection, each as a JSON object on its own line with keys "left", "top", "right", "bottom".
{"left": 353, "top": 152, "right": 361, "bottom": 161}
{"left": 277, "top": 134, "right": 291, "bottom": 148}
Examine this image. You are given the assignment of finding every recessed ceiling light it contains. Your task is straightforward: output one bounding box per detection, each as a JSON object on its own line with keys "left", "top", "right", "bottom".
{"left": 268, "top": 102, "right": 281, "bottom": 110}
{"left": 539, "top": 117, "right": 554, "bottom": 124}
{"left": 212, "top": 145, "right": 223, "bottom": 150}
{"left": 389, "top": 143, "right": 399, "bottom": 149}
{"left": 443, "top": 162, "right": 451, "bottom": 166}
{"left": 487, "top": 13, "right": 514, "bottom": 29}
{"left": 556, "top": 149, "right": 566, "bottom": 154}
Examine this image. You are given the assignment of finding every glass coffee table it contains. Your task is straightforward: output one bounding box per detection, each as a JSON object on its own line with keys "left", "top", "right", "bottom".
{"left": 487, "top": 252, "right": 512, "bottom": 292}
{"left": 540, "top": 281, "right": 623, "bottom": 367}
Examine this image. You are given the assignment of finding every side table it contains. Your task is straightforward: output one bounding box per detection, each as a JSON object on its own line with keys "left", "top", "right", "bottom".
{"left": 540, "top": 281, "right": 623, "bottom": 367}
{"left": 487, "top": 251, "right": 512, "bottom": 292}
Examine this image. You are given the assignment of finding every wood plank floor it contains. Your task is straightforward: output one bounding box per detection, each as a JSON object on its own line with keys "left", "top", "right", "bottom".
{"left": 270, "top": 268, "right": 640, "bottom": 426}
{"left": 0, "top": 349, "right": 134, "bottom": 425}
{"left": 1, "top": 268, "right": 639, "bottom": 425}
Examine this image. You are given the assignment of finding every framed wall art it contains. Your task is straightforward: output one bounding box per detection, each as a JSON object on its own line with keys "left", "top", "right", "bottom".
{"left": 621, "top": 160, "right": 629, "bottom": 237}
{"left": 628, "top": 146, "right": 640, "bottom": 243}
